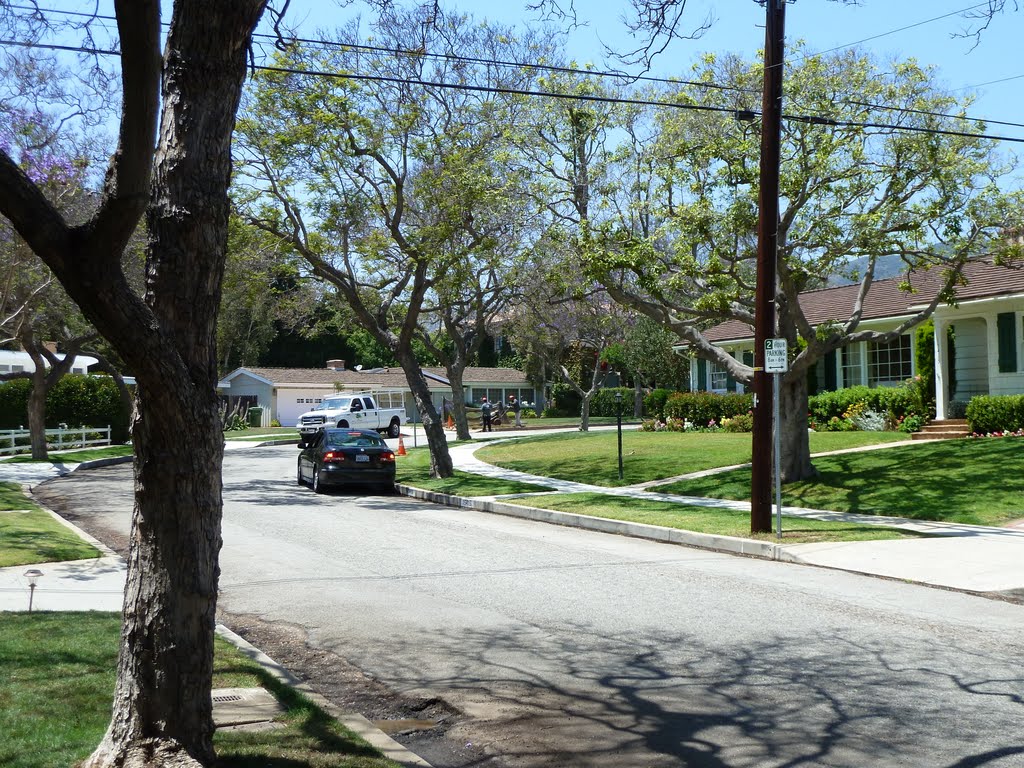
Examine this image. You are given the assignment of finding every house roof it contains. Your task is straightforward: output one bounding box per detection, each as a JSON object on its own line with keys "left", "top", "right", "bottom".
{"left": 701, "top": 259, "right": 1024, "bottom": 344}
{"left": 220, "top": 365, "right": 530, "bottom": 389}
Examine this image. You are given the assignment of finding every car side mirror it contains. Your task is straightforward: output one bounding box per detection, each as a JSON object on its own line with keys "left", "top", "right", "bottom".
{"left": 297, "top": 441, "right": 306, "bottom": 449}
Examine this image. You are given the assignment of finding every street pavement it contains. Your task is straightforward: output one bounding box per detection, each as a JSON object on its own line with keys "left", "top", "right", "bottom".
{"left": 2, "top": 430, "right": 1023, "bottom": 611}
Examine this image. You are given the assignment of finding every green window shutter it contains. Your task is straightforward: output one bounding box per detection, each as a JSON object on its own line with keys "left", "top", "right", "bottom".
{"left": 997, "top": 312, "right": 1017, "bottom": 373}
{"left": 696, "top": 358, "right": 707, "bottom": 391}
{"left": 824, "top": 350, "right": 838, "bottom": 391}
{"left": 742, "top": 351, "right": 754, "bottom": 367}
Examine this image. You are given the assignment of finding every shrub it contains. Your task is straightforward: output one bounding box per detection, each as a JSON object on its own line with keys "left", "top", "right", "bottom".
{"left": 852, "top": 409, "right": 886, "bottom": 432}
{"left": 664, "top": 391, "right": 753, "bottom": 427}
{"left": 643, "top": 388, "right": 673, "bottom": 420}
{"left": 966, "top": 394, "right": 1024, "bottom": 434}
{"left": 589, "top": 387, "right": 634, "bottom": 417}
{"left": 809, "top": 384, "right": 917, "bottom": 429}
{"left": 721, "top": 412, "right": 754, "bottom": 432}
{"left": 545, "top": 383, "right": 579, "bottom": 417}
{"left": 0, "top": 374, "right": 131, "bottom": 443}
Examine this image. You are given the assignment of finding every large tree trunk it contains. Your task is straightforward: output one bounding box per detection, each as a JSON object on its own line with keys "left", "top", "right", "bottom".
{"left": 777, "top": 373, "right": 817, "bottom": 483}
{"left": 80, "top": 4, "right": 266, "bottom": 767}
{"left": 396, "top": 350, "right": 453, "bottom": 477}
{"left": 447, "top": 366, "right": 473, "bottom": 441}
{"left": 26, "top": 369, "right": 48, "bottom": 460}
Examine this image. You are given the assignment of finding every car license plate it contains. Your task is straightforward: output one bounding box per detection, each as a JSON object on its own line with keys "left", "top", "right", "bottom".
{"left": 355, "top": 454, "right": 370, "bottom": 463}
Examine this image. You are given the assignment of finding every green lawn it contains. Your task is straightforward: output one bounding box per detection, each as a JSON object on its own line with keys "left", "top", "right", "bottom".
{"left": 656, "top": 436, "right": 1024, "bottom": 526}
{"left": 396, "top": 445, "right": 553, "bottom": 496}
{"left": 4, "top": 445, "right": 134, "bottom": 464}
{"left": 475, "top": 430, "right": 910, "bottom": 487}
{"left": 0, "top": 612, "right": 401, "bottom": 768}
{"left": 0, "top": 482, "right": 99, "bottom": 567}
{"left": 502, "top": 493, "right": 920, "bottom": 543}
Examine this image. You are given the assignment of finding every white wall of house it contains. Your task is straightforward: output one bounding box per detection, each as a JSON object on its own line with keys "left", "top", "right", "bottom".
{"left": 952, "top": 318, "right": 988, "bottom": 401}
{"left": 0, "top": 350, "right": 97, "bottom": 375}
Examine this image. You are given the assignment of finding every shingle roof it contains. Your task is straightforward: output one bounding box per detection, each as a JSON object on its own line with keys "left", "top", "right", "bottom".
{"left": 702, "top": 259, "right": 1024, "bottom": 343}
{"left": 224, "top": 365, "right": 530, "bottom": 388}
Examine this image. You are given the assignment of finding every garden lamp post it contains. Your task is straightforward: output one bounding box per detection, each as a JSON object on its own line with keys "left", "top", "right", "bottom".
{"left": 615, "top": 391, "right": 623, "bottom": 481}
{"left": 23, "top": 568, "right": 43, "bottom": 612}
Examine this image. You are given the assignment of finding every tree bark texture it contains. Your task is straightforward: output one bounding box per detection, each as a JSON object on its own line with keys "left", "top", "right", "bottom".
{"left": 447, "top": 367, "right": 473, "bottom": 441}
{"left": 73, "top": 3, "right": 266, "bottom": 767}
{"left": 396, "top": 348, "right": 453, "bottom": 477}
{"left": 777, "top": 373, "right": 817, "bottom": 483}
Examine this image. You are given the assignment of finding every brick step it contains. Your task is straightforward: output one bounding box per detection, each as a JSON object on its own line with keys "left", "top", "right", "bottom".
{"left": 911, "top": 431, "right": 969, "bottom": 440}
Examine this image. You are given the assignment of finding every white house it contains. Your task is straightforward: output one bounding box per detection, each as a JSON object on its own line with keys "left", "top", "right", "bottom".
{"left": 217, "top": 360, "right": 539, "bottom": 427}
{"left": 0, "top": 349, "right": 98, "bottom": 376}
{"left": 685, "top": 259, "right": 1024, "bottom": 420}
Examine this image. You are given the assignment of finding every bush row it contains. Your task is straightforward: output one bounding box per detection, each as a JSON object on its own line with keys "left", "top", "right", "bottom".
{"left": 663, "top": 391, "right": 753, "bottom": 427}
{"left": 966, "top": 394, "right": 1024, "bottom": 434}
{"left": 0, "top": 375, "right": 131, "bottom": 443}
{"left": 807, "top": 385, "right": 916, "bottom": 425}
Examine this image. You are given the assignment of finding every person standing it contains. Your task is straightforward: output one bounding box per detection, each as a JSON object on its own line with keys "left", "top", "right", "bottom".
{"left": 481, "top": 396, "right": 492, "bottom": 432}
{"left": 509, "top": 394, "right": 522, "bottom": 428}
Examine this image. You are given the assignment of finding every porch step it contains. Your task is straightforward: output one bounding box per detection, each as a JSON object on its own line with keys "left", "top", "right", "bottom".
{"left": 911, "top": 419, "right": 971, "bottom": 440}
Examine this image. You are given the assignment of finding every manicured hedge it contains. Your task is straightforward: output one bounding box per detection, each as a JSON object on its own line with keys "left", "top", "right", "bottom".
{"left": 664, "top": 391, "right": 753, "bottom": 427}
{"left": 808, "top": 386, "right": 915, "bottom": 425}
{"left": 643, "top": 388, "right": 673, "bottom": 420}
{"left": 0, "top": 375, "right": 131, "bottom": 443}
{"left": 589, "top": 387, "right": 634, "bottom": 417}
{"left": 966, "top": 394, "right": 1024, "bottom": 434}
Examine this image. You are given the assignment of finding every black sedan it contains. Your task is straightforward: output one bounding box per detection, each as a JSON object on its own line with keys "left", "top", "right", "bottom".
{"left": 297, "top": 428, "right": 397, "bottom": 494}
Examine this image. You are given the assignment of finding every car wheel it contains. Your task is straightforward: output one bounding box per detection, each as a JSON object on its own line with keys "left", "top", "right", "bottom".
{"left": 337, "top": 420, "right": 349, "bottom": 429}
{"left": 388, "top": 419, "right": 400, "bottom": 438}
{"left": 296, "top": 461, "right": 305, "bottom": 486}
{"left": 379, "top": 482, "right": 395, "bottom": 495}
{"left": 312, "top": 468, "right": 324, "bottom": 494}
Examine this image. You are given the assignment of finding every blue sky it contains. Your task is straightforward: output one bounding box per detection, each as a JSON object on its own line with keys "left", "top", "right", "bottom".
{"left": 265, "top": 0, "right": 1024, "bottom": 138}
{"left": 59, "top": 1, "right": 1024, "bottom": 137}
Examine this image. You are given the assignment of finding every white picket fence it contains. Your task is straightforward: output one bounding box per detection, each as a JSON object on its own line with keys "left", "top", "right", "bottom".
{"left": 0, "top": 425, "right": 113, "bottom": 456}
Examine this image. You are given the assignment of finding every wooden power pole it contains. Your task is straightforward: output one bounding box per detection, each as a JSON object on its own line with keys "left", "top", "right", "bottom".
{"left": 750, "top": 0, "right": 786, "bottom": 534}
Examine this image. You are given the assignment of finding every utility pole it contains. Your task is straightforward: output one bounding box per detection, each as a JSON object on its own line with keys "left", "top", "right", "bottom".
{"left": 750, "top": 0, "right": 786, "bottom": 534}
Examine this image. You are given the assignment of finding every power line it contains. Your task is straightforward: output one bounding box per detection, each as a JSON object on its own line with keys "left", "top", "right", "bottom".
{"left": 10, "top": 2, "right": 1023, "bottom": 133}
{"left": 799, "top": 2, "right": 992, "bottom": 59}
{"left": 3, "top": 37, "right": 1024, "bottom": 144}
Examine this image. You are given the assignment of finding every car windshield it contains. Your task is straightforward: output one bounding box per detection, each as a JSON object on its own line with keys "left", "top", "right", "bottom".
{"left": 319, "top": 397, "right": 350, "bottom": 410}
{"left": 325, "top": 431, "right": 385, "bottom": 449}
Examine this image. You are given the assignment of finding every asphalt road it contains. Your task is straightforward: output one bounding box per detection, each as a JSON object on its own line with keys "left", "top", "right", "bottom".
{"left": 37, "top": 445, "right": 1024, "bottom": 768}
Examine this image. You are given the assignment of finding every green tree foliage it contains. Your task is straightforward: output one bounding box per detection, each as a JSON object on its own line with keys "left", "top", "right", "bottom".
{"left": 589, "top": 47, "right": 1023, "bottom": 480}
{"left": 234, "top": 7, "right": 551, "bottom": 475}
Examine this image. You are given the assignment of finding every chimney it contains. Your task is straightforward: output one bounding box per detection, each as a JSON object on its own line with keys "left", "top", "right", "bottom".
{"left": 326, "top": 359, "right": 346, "bottom": 371}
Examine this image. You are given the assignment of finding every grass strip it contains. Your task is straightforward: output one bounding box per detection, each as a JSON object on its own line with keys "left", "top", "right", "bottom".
{"left": 0, "top": 482, "right": 99, "bottom": 567}
{"left": 655, "top": 436, "right": 1024, "bottom": 527}
{"left": 396, "top": 445, "right": 552, "bottom": 496}
{"left": 475, "top": 430, "right": 910, "bottom": 487}
{"left": 0, "top": 612, "right": 401, "bottom": 768}
{"left": 4, "top": 445, "right": 133, "bottom": 464}
{"left": 501, "top": 493, "right": 921, "bottom": 543}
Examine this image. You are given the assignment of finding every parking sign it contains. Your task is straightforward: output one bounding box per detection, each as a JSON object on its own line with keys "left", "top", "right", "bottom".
{"left": 765, "top": 338, "right": 788, "bottom": 373}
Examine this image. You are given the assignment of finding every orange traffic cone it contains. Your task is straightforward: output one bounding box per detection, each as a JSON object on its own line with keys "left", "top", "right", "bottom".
{"left": 446, "top": 413, "right": 455, "bottom": 430}
{"left": 396, "top": 435, "right": 407, "bottom": 456}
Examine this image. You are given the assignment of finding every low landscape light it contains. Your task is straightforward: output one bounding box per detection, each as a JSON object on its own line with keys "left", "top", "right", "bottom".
{"left": 23, "top": 568, "right": 43, "bottom": 612}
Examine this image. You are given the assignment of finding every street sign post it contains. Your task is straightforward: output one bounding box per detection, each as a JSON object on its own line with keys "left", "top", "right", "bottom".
{"left": 764, "top": 338, "right": 788, "bottom": 539}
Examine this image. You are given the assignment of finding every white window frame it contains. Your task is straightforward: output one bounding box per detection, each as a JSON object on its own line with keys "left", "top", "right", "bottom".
{"left": 867, "top": 334, "right": 913, "bottom": 387}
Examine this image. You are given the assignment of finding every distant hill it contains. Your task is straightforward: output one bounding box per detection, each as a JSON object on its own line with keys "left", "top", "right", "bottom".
{"left": 825, "top": 254, "right": 910, "bottom": 287}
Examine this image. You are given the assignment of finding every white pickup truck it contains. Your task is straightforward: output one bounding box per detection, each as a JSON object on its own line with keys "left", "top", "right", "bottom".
{"left": 297, "top": 392, "right": 405, "bottom": 439}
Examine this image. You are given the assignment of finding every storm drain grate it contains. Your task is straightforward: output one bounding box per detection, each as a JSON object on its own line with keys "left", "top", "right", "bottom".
{"left": 212, "top": 693, "right": 243, "bottom": 703}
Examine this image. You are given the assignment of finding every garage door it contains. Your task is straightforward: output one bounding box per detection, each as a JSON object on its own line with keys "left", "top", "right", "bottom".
{"left": 276, "top": 389, "right": 328, "bottom": 427}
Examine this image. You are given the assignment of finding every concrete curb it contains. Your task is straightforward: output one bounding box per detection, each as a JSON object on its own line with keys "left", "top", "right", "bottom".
{"left": 396, "top": 483, "right": 790, "bottom": 562}
{"left": 77, "top": 455, "right": 134, "bottom": 471}
{"left": 215, "top": 625, "right": 433, "bottom": 768}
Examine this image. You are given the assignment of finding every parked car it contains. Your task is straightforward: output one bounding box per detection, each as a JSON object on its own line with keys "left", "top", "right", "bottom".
{"left": 296, "top": 428, "right": 396, "bottom": 494}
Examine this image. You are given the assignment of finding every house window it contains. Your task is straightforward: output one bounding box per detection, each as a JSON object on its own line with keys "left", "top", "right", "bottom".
{"left": 841, "top": 344, "right": 864, "bottom": 387}
{"left": 0, "top": 365, "right": 8, "bottom": 372}
{"left": 709, "top": 361, "right": 728, "bottom": 392}
{"left": 868, "top": 334, "right": 913, "bottom": 386}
